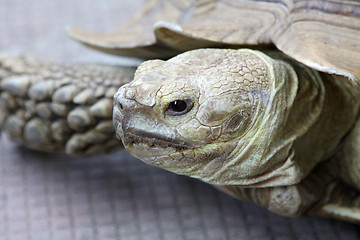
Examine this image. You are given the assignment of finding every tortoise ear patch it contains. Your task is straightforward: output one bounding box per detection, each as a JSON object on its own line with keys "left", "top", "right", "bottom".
{"left": 223, "top": 111, "right": 250, "bottom": 134}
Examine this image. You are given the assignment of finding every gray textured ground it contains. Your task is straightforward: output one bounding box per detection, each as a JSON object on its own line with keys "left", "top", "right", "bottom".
{"left": 0, "top": 0, "right": 359, "bottom": 239}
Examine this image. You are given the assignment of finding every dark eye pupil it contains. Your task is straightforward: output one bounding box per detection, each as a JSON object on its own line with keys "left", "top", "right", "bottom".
{"left": 165, "top": 99, "right": 193, "bottom": 116}
{"left": 169, "top": 100, "right": 187, "bottom": 112}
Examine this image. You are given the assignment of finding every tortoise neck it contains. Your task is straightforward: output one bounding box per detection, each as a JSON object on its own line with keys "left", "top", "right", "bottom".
{"left": 284, "top": 64, "right": 360, "bottom": 179}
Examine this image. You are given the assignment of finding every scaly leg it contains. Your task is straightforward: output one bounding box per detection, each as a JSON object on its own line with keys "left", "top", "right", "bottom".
{"left": 310, "top": 179, "right": 360, "bottom": 224}
{"left": 217, "top": 162, "right": 360, "bottom": 224}
{"left": 311, "top": 117, "right": 360, "bottom": 224}
{"left": 0, "top": 55, "right": 135, "bottom": 156}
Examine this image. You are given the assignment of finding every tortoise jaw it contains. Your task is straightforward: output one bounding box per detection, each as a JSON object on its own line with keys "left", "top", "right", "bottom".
{"left": 120, "top": 130, "right": 188, "bottom": 162}
{"left": 114, "top": 105, "right": 196, "bottom": 160}
{"left": 122, "top": 129, "right": 193, "bottom": 151}
{"left": 122, "top": 129, "right": 192, "bottom": 149}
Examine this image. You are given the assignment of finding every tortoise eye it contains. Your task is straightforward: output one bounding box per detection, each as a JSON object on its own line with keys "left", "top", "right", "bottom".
{"left": 165, "top": 99, "right": 193, "bottom": 115}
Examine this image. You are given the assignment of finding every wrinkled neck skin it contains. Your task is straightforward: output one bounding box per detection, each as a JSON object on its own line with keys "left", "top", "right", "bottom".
{"left": 113, "top": 49, "right": 360, "bottom": 188}
{"left": 247, "top": 55, "right": 360, "bottom": 187}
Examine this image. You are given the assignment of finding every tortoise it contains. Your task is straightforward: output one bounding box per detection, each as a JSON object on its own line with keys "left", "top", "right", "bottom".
{"left": 1, "top": 0, "right": 360, "bottom": 224}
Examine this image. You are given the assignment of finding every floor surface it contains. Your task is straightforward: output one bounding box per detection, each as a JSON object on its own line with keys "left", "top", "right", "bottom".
{"left": 0, "top": 0, "right": 359, "bottom": 239}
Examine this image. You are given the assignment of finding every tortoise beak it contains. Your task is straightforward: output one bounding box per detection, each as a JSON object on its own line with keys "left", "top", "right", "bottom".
{"left": 113, "top": 85, "right": 192, "bottom": 150}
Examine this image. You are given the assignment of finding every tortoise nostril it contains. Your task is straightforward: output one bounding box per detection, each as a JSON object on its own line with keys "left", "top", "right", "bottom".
{"left": 115, "top": 101, "right": 123, "bottom": 110}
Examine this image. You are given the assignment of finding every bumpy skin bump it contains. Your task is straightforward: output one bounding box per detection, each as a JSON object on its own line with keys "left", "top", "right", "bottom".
{"left": 0, "top": 55, "right": 135, "bottom": 156}
{"left": 114, "top": 49, "right": 360, "bottom": 222}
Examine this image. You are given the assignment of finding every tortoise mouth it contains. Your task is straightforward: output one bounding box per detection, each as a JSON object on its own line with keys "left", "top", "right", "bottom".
{"left": 122, "top": 129, "right": 193, "bottom": 150}
{"left": 120, "top": 130, "right": 197, "bottom": 164}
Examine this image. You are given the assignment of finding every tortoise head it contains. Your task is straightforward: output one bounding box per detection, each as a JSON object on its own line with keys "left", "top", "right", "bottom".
{"left": 113, "top": 49, "right": 298, "bottom": 186}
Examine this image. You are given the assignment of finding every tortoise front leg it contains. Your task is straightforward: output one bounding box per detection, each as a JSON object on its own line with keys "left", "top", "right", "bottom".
{"left": 217, "top": 162, "right": 360, "bottom": 224}
{"left": 310, "top": 180, "right": 360, "bottom": 224}
{"left": 0, "top": 55, "right": 136, "bottom": 156}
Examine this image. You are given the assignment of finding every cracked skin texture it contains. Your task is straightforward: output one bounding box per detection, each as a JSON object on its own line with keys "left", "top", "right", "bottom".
{"left": 114, "top": 48, "right": 360, "bottom": 222}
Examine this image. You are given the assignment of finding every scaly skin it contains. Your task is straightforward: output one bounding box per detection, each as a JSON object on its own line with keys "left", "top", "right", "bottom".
{"left": 113, "top": 48, "right": 360, "bottom": 222}
{"left": 0, "top": 55, "right": 136, "bottom": 156}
